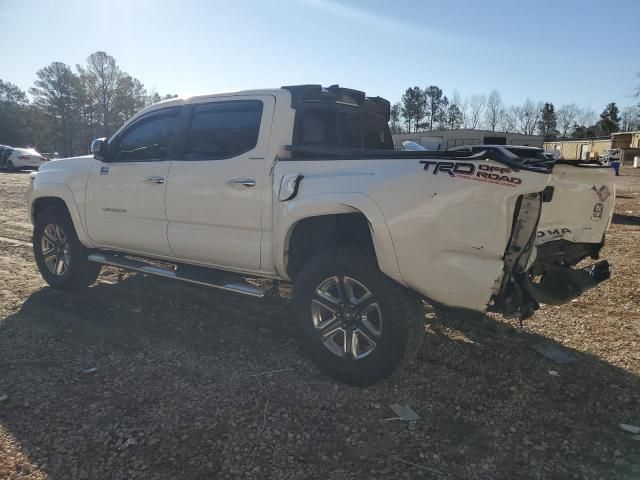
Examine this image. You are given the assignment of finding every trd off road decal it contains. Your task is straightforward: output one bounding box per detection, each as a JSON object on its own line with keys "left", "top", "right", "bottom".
{"left": 419, "top": 161, "right": 522, "bottom": 187}
{"left": 591, "top": 185, "right": 611, "bottom": 221}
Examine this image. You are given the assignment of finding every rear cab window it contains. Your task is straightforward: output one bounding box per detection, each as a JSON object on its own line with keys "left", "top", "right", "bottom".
{"left": 293, "top": 106, "right": 393, "bottom": 151}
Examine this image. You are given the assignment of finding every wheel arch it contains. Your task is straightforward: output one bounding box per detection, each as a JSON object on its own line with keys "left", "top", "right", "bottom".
{"left": 276, "top": 193, "right": 404, "bottom": 284}
{"left": 30, "top": 185, "right": 91, "bottom": 246}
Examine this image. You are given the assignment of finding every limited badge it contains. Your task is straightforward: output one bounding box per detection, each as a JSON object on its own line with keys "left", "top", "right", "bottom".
{"left": 100, "top": 166, "right": 109, "bottom": 175}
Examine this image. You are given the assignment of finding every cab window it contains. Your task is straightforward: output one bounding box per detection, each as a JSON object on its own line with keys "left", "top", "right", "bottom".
{"left": 184, "top": 101, "right": 263, "bottom": 160}
{"left": 113, "top": 108, "right": 180, "bottom": 162}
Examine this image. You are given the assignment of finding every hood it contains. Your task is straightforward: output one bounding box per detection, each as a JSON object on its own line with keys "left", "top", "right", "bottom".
{"left": 39, "top": 155, "right": 93, "bottom": 171}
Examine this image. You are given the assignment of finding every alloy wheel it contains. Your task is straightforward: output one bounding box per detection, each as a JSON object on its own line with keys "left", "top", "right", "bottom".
{"left": 310, "top": 275, "right": 382, "bottom": 360}
{"left": 41, "top": 224, "right": 71, "bottom": 276}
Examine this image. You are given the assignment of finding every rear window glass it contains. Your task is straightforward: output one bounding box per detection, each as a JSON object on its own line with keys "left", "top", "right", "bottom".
{"left": 294, "top": 107, "right": 393, "bottom": 150}
{"left": 185, "top": 101, "right": 263, "bottom": 160}
{"left": 297, "top": 108, "right": 337, "bottom": 146}
{"left": 339, "top": 111, "right": 361, "bottom": 148}
{"left": 363, "top": 113, "right": 393, "bottom": 149}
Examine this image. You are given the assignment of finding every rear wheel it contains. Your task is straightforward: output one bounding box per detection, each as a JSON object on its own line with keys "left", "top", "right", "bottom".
{"left": 33, "top": 207, "right": 101, "bottom": 290}
{"left": 293, "top": 246, "right": 424, "bottom": 385}
{"left": 6, "top": 160, "right": 15, "bottom": 171}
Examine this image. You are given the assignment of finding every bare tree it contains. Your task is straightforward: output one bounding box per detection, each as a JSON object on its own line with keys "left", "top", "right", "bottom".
{"left": 451, "top": 89, "right": 462, "bottom": 109}
{"left": 459, "top": 97, "right": 470, "bottom": 129}
{"left": 621, "top": 105, "right": 640, "bottom": 132}
{"left": 556, "top": 103, "right": 579, "bottom": 138}
{"left": 514, "top": 98, "right": 542, "bottom": 135}
{"left": 467, "top": 94, "right": 486, "bottom": 129}
{"left": 499, "top": 106, "right": 517, "bottom": 133}
{"left": 484, "top": 89, "right": 502, "bottom": 132}
{"left": 77, "top": 51, "right": 123, "bottom": 136}
{"left": 578, "top": 106, "right": 596, "bottom": 129}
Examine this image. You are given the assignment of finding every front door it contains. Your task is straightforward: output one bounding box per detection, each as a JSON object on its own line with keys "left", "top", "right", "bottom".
{"left": 165, "top": 96, "right": 275, "bottom": 271}
{"left": 85, "top": 107, "right": 181, "bottom": 257}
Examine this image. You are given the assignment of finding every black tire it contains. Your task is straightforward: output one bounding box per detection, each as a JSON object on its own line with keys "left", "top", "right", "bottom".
{"left": 293, "top": 246, "right": 424, "bottom": 385}
{"left": 6, "top": 160, "right": 15, "bottom": 171}
{"left": 33, "top": 207, "right": 101, "bottom": 290}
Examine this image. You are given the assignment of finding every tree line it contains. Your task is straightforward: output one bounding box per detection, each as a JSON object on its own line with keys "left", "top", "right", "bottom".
{"left": 0, "top": 51, "right": 176, "bottom": 156}
{"left": 3, "top": 57, "right": 640, "bottom": 155}
{"left": 389, "top": 85, "right": 640, "bottom": 140}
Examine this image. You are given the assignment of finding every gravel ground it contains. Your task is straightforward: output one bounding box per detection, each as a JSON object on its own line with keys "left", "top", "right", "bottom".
{"left": 0, "top": 168, "right": 639, "bottom": 480}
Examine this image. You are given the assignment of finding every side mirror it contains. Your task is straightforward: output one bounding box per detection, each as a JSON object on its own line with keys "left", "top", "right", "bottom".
{"left": 91, "top": 138, "right": 109, "bottom": 161}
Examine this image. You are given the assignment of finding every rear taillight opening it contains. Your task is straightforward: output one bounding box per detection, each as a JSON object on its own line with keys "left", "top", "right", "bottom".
{"left": 18, "top": 155, "right": 29, "bottom": 160}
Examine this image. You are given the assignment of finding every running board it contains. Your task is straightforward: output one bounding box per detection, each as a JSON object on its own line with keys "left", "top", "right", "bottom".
{"left": 88, "top": 252, "right": 265, "bottom": 298}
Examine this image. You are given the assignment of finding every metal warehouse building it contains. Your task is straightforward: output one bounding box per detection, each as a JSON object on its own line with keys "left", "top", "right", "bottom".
{"left": 392, "top": 129, "right": 544, "bottom": 150}
{"left": 544, "top": 131, "right": 640, "bottom": 162}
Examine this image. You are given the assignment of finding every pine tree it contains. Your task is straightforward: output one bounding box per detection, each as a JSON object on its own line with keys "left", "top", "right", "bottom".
{"left": 599, "top": 103, "right": 620, "bottom": 135}
{"left": 401, "top": 87, "right": 425, "bottom": 133}
{"left": 537, "top": 102, "right": 558, "bottom": 139}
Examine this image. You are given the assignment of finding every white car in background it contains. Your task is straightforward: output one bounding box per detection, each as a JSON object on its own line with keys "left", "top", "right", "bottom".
{"left": 601, "top": 149, "right": 621, "bottom": 165}
{"left": 0, "top": 146, "right": 48, "bottom": 171}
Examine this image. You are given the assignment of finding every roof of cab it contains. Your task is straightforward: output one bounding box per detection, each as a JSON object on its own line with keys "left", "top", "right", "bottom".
{"left": 124, "top": 88, "right": 291, "bottom": 125}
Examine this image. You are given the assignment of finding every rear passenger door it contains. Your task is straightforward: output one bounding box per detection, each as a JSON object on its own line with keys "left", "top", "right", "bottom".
{"left": 165, "top": 96, "right": 275, "bottom": 271}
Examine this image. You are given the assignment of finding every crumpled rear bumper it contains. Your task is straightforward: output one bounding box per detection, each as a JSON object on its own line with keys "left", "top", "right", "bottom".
{"left": 488, "top": 190, "right": 611, "bottom": 318}
{"left": 521, "top": 259, "right": 610, "bottom": 305}
{"left": 491, "top": 239, "right": 610, "bottom": 318}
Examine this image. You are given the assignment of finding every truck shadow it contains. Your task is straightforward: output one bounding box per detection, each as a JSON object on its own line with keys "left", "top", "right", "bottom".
{"left": 612, "top": 213, "right": 640, "bottom": 226}
{"left": 0, "top": 274, "right": 639, "bottom": 479}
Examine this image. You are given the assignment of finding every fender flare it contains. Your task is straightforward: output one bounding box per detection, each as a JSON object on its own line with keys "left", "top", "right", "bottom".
{"left": 29, "top": 183, "right": 93, "bottom": 246}
{"left": 274, "top": 192, "right": 404, "bottom": 285}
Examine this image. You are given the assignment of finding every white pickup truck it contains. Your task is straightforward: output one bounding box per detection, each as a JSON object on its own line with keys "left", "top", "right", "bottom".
{"left": 27, "top": 85, "right": 615, "bottom": 384}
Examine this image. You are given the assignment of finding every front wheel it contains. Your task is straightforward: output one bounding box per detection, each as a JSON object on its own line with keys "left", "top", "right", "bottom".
{"left": 293, "top": 246, "right": 424, "bottom": 385}
{"left": 33, "top": 207, "right": 101, "bottom": 290}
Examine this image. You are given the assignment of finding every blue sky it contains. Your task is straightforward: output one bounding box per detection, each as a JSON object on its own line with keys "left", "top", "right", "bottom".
{"left": 1, "top": 0, "right": 639, "bottom": 112}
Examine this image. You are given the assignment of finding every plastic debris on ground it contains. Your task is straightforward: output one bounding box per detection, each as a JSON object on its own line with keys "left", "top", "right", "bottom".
{"left": 619, "top": 423, "right": 640, "bottom": 434}
{"left": 530, "top": 343, "right": 577, "bottom": 364}
{"left": 387, "top": 404, "right": 420, "bottom": 421}
{"left": 118, "top": 437, "right": 137, "bottom": 450}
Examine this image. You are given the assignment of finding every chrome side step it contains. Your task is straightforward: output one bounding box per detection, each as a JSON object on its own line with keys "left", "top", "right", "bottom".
{"left": 88, "top": 252, "right": 265, "bottom": 298}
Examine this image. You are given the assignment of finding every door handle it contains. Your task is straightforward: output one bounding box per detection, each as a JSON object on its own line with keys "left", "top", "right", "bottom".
{"left": 141, "top": 176, "right": 165, "bottom": 184}
{"left": 226, "top": 178, "right": 256, "bottom": 188}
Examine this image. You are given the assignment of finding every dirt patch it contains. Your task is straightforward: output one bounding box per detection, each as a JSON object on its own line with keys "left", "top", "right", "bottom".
{"left": 0, "top": 168, "right": 639, "bottom": 479}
